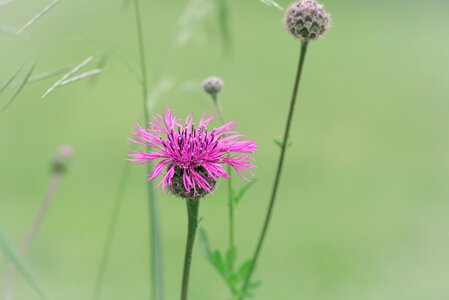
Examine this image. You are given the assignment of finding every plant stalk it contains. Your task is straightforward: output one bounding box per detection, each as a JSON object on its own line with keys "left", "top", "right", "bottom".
{"left": 238, "top": 42, "right": 309, "bottom": 299}
{"left": 212, "top": 95, "right": 235, "bottom": 254}
{"left": 180, "top": 200, "right": 200, "bottom": 300}
{"left": 93, "top": 160, "right": 131, "bottom": 300}
{"left": 2, "top": 172, "right": 61, "bottom": 300}
{"left": 133, "top": 1, "right": 165, "bottom": 300}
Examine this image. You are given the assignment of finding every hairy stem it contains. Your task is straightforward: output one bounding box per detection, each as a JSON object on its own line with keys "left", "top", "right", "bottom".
{"left": 133, "top": 1, "right": 165, "bottom": 300}
{"left": 180, "top": 200, "right": 200, "bottom": 300}
{"left": 2, "top": 173, "right": 61, "bottom": 300}
{"left": 238, "top": 42, "right": 309, "bottom": 299}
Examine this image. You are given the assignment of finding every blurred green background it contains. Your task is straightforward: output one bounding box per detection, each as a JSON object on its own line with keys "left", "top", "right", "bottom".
{"left": 1, "top": 0, "right": 449, "bottom": 299}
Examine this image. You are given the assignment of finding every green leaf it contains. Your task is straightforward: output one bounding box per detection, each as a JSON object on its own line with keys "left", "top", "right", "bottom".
{"left": 0, "top": 63, "right": 36, "bottom": 112}
{"left": 42, "top": 53, "right": 96, "bottom": 98}
{"left": 273, "top": 137, "right": 293, "bottom": 149}
{"left": 231, "top": 179, "right": 257, "bottom": 205}
{"left": 0, "top": 233, "right": 49, "bottom": 300}
{"left": 17, "top": 0, "right": 61, "bottom": 35}
{"left": 198, "top": 228, "right": 226, "bottom": 277}
{"left": 0, "top": 66, "right": 23, "bottom": 95}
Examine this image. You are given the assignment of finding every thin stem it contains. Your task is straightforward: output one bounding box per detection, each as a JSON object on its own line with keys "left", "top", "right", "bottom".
{"left": 212, "top": 95, "right": 235, "bottom": 254}
{"left": 93, "top": 160, "right": 131, "bottom": 300}
{"left": 133, "top": 1, "right": 165, "bottom": 300}
{"left": 180, "top": 200, "right": 200, "bottom": 300}
{"left": 2, "top": 172, "right": 61, "bottom": 300}
{"left": 238, "top": 42, "right": 309, "bottom": 299}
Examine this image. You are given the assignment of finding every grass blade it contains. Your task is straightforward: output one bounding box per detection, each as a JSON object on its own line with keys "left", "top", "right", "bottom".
{"left": 29, "top": 64, "right": 75, "bottom": 83}
{"left": 259, "top": 0, "right": 283, "bottom": 10}
{"left": 17, "top": 0, "right": 61, "bottom": 35}
{"left": 42, "top": 55, "right": 95, "bottom": 98}
{"left": 59, "top": 68, "right": 102, "bottom": 86}
{"left": 0, "top": 25, "right": 21, "bottom": 38}
{"left": 0, "top": 233, "right": 49, "bottom": 300}
{"left": 0, "top": 64, "right": 35, "bottom": 112}
{"left": 0, "top": 66, "right": 23, "bottom": 95}
{"left": 218, "top": 0, "right": 232, "bottom": 53}
{"left": 93, "top": 160, "right": 131, "bottom": 300}
{"left": 0, "top": 0, "right": 13, "bottom": 7}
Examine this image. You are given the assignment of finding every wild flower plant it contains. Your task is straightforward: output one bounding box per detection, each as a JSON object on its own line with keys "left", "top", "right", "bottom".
{"left": 128, "top": 110, "right": 257, "bottom": 300}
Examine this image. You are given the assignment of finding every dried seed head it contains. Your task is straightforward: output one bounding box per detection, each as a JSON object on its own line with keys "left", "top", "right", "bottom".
{"left": 169, "top": 166, "right": 217, "bottom": 200}
{"left": 202, "top": 76, "right": 224, "bottom": 97}
{"left": 52, "top": 144, "right": 74, "bottom": 174}
{"left": 284, "top": 0, "right": 331, "bottom": 42}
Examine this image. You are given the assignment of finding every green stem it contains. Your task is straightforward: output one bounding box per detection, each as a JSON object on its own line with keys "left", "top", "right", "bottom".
{"left": 212, "top": 95, "right": 235, "bottom": 255}
{"left": 3, "top": 173, "right": 60, "bottom": 300}
{"left": 180, "top": 200, "right": 200, "bottom": 300}
{"left": 238, "top": 42, "right": 309, "bottom": 299}
{"left": 93, "top": 160, "right": 130, "bottom": 300}
{"left": 133, "top": 1, "right": 165, "bottom": 300}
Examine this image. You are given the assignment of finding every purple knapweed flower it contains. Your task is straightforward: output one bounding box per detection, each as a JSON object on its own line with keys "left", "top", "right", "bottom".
{"left": 128, "top": 110, "right": 257, "bottom": 200}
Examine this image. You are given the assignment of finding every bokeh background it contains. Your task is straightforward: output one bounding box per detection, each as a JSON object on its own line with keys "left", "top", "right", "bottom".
{"left": 1, "top": 0, "right": 449, "bottom": 299}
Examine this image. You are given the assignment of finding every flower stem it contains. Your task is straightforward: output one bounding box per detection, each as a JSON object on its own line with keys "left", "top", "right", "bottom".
{"left": 238, "top": 41, "right": 309, "bottom": 299}
{"left": 180, "top": 199, "right": 200, "bottom": 300}
{"left": 133, "top": 1, "right": 165, "bottom": 300}
{"left": 2, "top": 172, "right": 61, "bottom": 300}
{"left": 212, "top": 95, "right": 235, "bottom": 255}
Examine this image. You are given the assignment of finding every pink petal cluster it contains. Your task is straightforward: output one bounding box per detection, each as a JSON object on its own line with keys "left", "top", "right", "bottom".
{"left": 128, "top": 110, "right": 257, "bottom": 197}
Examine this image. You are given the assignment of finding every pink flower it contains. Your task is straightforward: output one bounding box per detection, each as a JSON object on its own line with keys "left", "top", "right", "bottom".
{"left": 128, "top": 110, "right": 257, "bottom": 199}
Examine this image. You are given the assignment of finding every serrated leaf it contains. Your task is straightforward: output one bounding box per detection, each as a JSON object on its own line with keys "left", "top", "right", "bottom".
{"left": 199, "top": 228, "right": 226, "bottom": 277}
{"left": 236, "top": 259, "right": 253, "bottom": 282}
{"left": 232, "top": 179, "right": 257, "bottom": 205}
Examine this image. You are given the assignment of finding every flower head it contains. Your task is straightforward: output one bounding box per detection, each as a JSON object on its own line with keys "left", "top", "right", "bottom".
{"left": 202, "top": 76, "right": 224, "bottom": 97}
{"left": 52, "top": 144, "right": 74, "bottom": 174}
{"left": 284, "top": 0, "right": 331, "bottom": 42}
{"left": 128, "top": 110, "right": 257, "bottom": 200}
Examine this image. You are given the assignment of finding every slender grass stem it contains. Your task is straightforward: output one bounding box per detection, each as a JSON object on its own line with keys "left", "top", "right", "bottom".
{"left": 2, "top": 172, "right": 61, "bottom": 300}
{"left": 93, "top": 161, "right": 131, "bottom": 300}
{"left": 212, "top": 95, "right": 235, "bottom": 254}
{"left": 238, "top": 42, "right": 309, "bottom": 299}
{"left": 180, "top": 200, "right": 200, "bottom": 300}
{"left": 133, "top": 1, "right": 165, "bottom": 299}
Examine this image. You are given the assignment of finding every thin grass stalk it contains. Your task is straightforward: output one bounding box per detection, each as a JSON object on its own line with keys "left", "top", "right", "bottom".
{"left": 0, "top": 234, "right": 49, "bottom": 300}
{"left": 238, "top": 41, "right": 309, "bottom": 299}
{"left": 2, "top": 173, "right": 61, "bottom": 300}
{"left": 133, "top": 1, "right": 165, "bottom": 299}
{"left": 211, "top": 95, "right": 235, "bottom": 256}
{"left": 93, "top": 161, "right": 131, "bottom": 300}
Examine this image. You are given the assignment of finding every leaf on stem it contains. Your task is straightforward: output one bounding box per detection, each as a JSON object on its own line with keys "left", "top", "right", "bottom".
{"left": 273, "top": 137, "right": 293, "bottom": 149}
{"left": 231, "top": 179, "right": 257, "bottom": 206}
